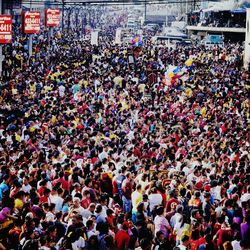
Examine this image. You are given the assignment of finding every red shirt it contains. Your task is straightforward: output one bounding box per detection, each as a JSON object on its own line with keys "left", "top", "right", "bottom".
{"left": 112, "top": 179, "right": 119, "bottom": 195}
{"left": 106, "top": 216, "right": 115, "bottom": 231}
{"left": 81, "top": 198, "right": 91, "bottom": 209}
{"left": 190, "top": 237, "right": 206, "bottom": 250}
{"left": 52, "top": 177, "right": 69, "bottom": 191}
{"left": 122, "top": 179, "right": 133, "bottom": 199}
{"left": 115, "top": 230, "right": 130, "bottom": 250}
{"left": 37, "top": 186, "right": 46, "bottom": 197}
{"left": 213, "top": 223, "right": 222, "bottom": 235}
{"left": 39, "top": 196, "right": 48, "bottom": 204}
{"left": 215, "top": 228, "right": 233, "bottom": 247}
{"left": 91, "top": 157, "right": 99, "bottom": 164}
{"left": 133, "top": 147, "right": 142, "bottom": 158}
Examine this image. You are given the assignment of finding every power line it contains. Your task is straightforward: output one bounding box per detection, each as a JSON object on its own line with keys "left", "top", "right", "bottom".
{"left": 20, "top": 0, "right": 202, "bottom": 5}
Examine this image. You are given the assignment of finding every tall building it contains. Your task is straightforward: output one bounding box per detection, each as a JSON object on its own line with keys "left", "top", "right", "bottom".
{"left": 186, "top": 0, "right": 247, "bottom": 42}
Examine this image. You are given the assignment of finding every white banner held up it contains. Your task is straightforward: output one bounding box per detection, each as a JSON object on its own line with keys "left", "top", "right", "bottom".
{"left": 115, "top": 28, "right": 122, "bottom": 44}
{"left": 91, "top": 31, "right": 98, "bottom": 46}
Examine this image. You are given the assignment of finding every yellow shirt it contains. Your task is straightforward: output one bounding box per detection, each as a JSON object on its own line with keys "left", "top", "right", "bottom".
{"left": 14, "top": 198, "right": 24, "bottom": 210}
{"left": 185, "top": 88, "right": 192, "bottom": 97}
{"left": 132, "top": 191, "right": 143, "bottom": 212}
{"left": 201, "top": 107, "right": 207, "bottom": 117}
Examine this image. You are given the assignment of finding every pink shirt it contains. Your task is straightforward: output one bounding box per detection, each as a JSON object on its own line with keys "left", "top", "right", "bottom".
{"left": 0, "top": 207, "right": 11, "bottom": 223}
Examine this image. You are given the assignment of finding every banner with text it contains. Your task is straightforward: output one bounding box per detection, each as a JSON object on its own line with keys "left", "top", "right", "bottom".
{"left": 0, "top": 15, "right": 12, "bottom": 44}
{"left": 45, "top": 9, "right": 61, "bottom": 27}
{"left": 23, "top": 11, "right": 41, "bottom": 34}
{"left": 91, "top": 31, "right": 99, "bottom": 46}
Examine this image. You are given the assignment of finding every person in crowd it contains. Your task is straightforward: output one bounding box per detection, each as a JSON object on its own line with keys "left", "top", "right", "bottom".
{"left": 115, "top": 221, "right": 130, "bottom": 250}
{"left": 154, "top": 206, "right": 172, "bottom": 239}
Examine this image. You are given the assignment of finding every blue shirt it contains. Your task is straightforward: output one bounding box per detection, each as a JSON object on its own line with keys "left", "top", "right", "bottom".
{"left": 96, "top": 214, "right": 106, "bottom": 224}
{"left": 0, "top": 182, "right": 9, "bottom": 201}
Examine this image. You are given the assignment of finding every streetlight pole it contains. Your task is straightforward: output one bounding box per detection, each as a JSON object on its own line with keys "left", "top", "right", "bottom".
{"left": 28, "top": 0, "right": 33, "bottom": 58}
{"left": 62, "top": 0, "right": 65, "bottom": 33}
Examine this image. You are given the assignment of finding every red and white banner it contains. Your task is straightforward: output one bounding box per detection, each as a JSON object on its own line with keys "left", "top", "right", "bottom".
{"left": 23, "top": 11, "right": 40, "bottom": 34}
{"left": 0, "top": 15, "right": 12, "bottom": 44}
{"left": 45, "top": 8, "right": 60, "bottom": 27}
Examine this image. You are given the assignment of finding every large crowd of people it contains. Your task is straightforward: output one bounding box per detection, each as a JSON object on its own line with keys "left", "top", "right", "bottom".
{"left": 0, "top": 7, "right": 249, "bottom": 250}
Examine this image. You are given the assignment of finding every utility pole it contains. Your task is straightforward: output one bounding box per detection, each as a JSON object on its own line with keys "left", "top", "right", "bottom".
{"left": 244, "top": 8, "right": 250, "bottom": 68}
{"left": 28, "top": 0, "right": 33, "bottom": 58}
{"left": 67, "top": 7, "right": 71, "bottom": 32}
{"left": 193, "top": 0, "right": 196, "bottom": 12}
{"left": 144, "top": 0, "right": 147, "bottom": 24}
{"left": 62, "top": 0, "right": 65, "bottom": 32}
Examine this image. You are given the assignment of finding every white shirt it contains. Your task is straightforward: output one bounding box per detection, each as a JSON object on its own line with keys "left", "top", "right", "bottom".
{"left": 22, "top": 184, "right": 32, "bottom": 193}
{"left": 59, "top": 85, "right": 66, "bottom": 97}
{"left": 241, "top": 193, "right": 250, "bottom": 202}
{"left": 72, "top": 236, "right": 86, "bottom": 250}
{"left": 232, "top": 240, "right": 241, "bottom": 250}
{"left": 87, "top": 229, "right": 97, "bottom": 239}
{"left": 40, "top": 247, "right": 50, "bottom": 250}
{"left": 182, "top": 166, "right": 190, "bottom": 176}
{"left": 71, "top": 190, "right": 81, "bottom": 198}
{"left": 178, "top": 245, "right": 188, "bottom": 250}
{"left": 45, "top": 211, "right": 55, "bottom": 222}
{"left": 170, "top": 213, "right": 183, "bottom": 228}
{"left": 81, "top": 208, "right": 93, "bottom": 219}
{"left": 73, "top": 206, "right": 86, "bottom": 217}
{"left": 94, "top": 79, "right": 101, "bottom": 92}
{"left": 37, "top": 180, "right": 52, "bottom": 191}
{"left": 148, "top": 193, "right": 162, "bottom": 212}
{"left": 49, "top": 194, "right": 64, "bottom": 212}
{"left": 98, "top": 151, "right": 108, "bottom": 162}
{"left": 100, "top": 205, "right": 108, "bottom": 218}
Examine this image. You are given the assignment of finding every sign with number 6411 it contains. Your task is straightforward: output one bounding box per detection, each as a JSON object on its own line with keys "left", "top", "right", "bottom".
{"left": 0, "top": 15, "right": 12, "bottom": 44}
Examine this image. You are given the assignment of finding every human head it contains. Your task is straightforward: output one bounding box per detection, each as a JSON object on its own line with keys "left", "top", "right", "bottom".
{"left": 156, "top": 206, "right": 164, "bottom": 216}
{"left": 136, "top": 184, "right": 142, "bottom": 192}
{"left": 95, "top": 204, "right": 102, "bottom": 214}
{"left": 156, "top": 231, "right": 165, "bottom": 242}
{"left": 86, "top": 219, "right": 95, "bottom": 230}
{"left": 73, "top": 197, "right": 80, "bottom": 208}
{"left": 88, "top": 203, "right": 96, "bottom": 212}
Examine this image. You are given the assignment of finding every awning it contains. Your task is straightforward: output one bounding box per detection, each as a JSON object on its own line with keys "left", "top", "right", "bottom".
{"left": 201, "top": 1, "right": 236, "bottom": 12}
{"left": 202, "top": 7, "right": 231, "bottom": 12}
{"left": 231, "top": 8, "right": 246, "bottom": 14}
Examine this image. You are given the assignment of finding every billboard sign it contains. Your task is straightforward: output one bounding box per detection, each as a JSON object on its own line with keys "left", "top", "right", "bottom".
{"left": 45, "top": 8, "right": 61, "bottom": 27}
{"left": 23, "top": 11, "right": 41, "bottom": 34}
{"left": 0, "top": 15, "right": 12, "bottom": 44}
{"left": 115, "top": 28, "right": 122, "bottom": 44}
{"left": 91, "top": 31, "right": 98, "bottom": 45}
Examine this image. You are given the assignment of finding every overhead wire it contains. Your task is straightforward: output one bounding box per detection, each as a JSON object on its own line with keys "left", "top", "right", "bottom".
{"left": 20, "top": 0, "right": 205, "bottom": 6}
